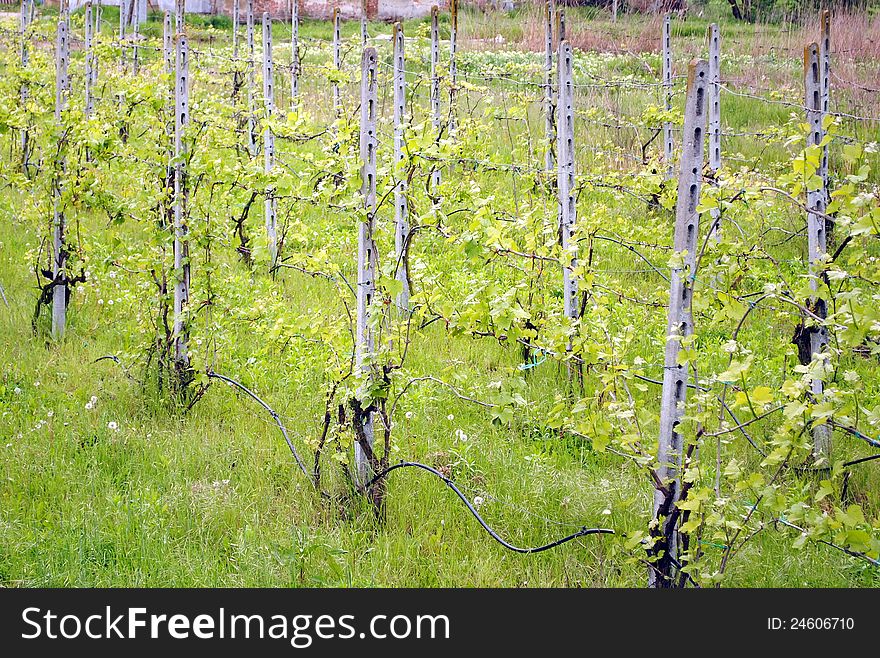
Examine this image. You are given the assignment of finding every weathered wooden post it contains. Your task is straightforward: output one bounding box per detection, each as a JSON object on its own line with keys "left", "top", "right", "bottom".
{"left": 651, "top": 59, "right": 709, "bottom": 588}
{"left": 355, "top": 47, "right": 379, "bottom": 485}
{"left": 52, "top": 12, "right": 70, "bottom": 340}
{"left": 804, "top": 43, "right": 832, "bottom": 461}
{"left": 612, "top": 0, "right": 618, "bottom": 23}
{"left": 241, "top": 0, "right": 255, "bottom": 155}
{"left": 662, "top": 13, "right": 674, "bottom": 178}
{"left": 430, "top": 5, "right": 441, "bottom": 189}
{"left": 173, "top": 10, "right": 191, "bottom": 380}
{"left": 263, "top": 13, "right": 278, "bottom": 269}
{"left": 333, "top": 6, "right": 341, "bottom": 115}
{"left": 557, "top": 41, "right": 577, "bottom": 323}
{"left": 393, "top": 22, "right": 409, "bottom": 312}
{"left": 544, "top": 0, "right": 555, "bottom": 172}
{"left": 291, "top": 0, "right": 299, "bottom": 109}
{"left": 708, "top": 23, "right": 721, "bottom": 240}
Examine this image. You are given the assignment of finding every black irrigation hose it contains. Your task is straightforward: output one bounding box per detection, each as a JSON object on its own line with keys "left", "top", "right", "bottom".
{"left": 206, "top": 371, "right": 311, "bottom": 482}
{"left": 361, "top": 461, "right": 615, "bottom": 554}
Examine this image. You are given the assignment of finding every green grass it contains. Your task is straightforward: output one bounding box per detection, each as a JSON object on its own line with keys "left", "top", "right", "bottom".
{"left": 3, "top": 228, "right": 877, "bottom": 587}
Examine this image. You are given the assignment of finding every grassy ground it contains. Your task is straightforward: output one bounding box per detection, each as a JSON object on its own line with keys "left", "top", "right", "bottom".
{"left": 1, "top": 6, "right": 879, "bottom": 587}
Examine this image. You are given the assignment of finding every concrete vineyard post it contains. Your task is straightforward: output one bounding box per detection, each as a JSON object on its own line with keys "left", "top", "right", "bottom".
{"left": 333, "top": 7, "right": 341, "bottom": 115}
{"left": 557, "top": 5, "right": 566, "bottom": 43}
{"left": 232, "top": 0, "right": 239, "bottom": 58}
{"left": 247, "top": 0, "right": 256, "bottom": 156}
{"left": 557, "top": 41, "right": 577, "bottom": 323}
{"left": 52, "top": 13, "right": 70, "bottom": 340}
{"left": 430, "top": 6, "right": 441, "bottom": 190}
{"left": 355, "top": 48, "right": 379, "bottom": 485}
{"left": 450, "top": 0, "right": 457, "bottom": 135}
{"left": 263, "top": 13, "right": 278, "bottom": 270}
{"left": 393, "top": 23, "right": 409, "bottom": 312}
{"left": 85, "top": 2, "right": 94, "bottom": 118}
{"left": 291, "top": 0, "right": 299, "bottom": 109}
{"left": 20, "top": 0, "right": 34, "bottom": 171}
{"left": 119, "top": 0, "right": 127, "bottom": 70}
{"left": 163, "top": 9, "right": 174, "bottom": 238}
{"left": 662, "top": 14, "right": 674, "bottom": 179}
{"left": 93, "top": 0, "right": 101, "bottom": 91}
{"left": 163, "top": 11, "right": 173, "bottom": 73}
{"left": 651, "top": 59, "right": 709, "bottom": 588}
{"left": 132, "top": 2, "right": 139, "bottom": 74}
{"left": 361, "top": 0, "right": 368, "bottom": 46}
{"left": 804, "top": 43, "right": 832, "bottom": 461}
{"left": 173, "top": 22, "right": 191, "bottom": 378}
{"left": 544, "top": 0, "right": 555, "bottom": 173}
{"left": 819, "top": 10, "right": 832, "bottom": 238}
{"left": 708, "top": 23, "right": 721, "bottom": 241}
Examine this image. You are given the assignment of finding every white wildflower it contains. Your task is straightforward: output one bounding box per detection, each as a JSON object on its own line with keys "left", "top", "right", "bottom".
{"left": 108, "top": 421, "right": 119, "bottom": 431}
{"left": 13, "top": 387, "right": 21, "bottom": 395}
{"left": 405, "top": 411, "right": 413, "bottom": 419}
{"left": 473, "top": 496, "right": 485, "bottom": 509}
{"left": 85, "top": 402, "right": 94, "bottom": 410}
{"left": 447, "top": 414, "right": 454, "bottom": 421}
